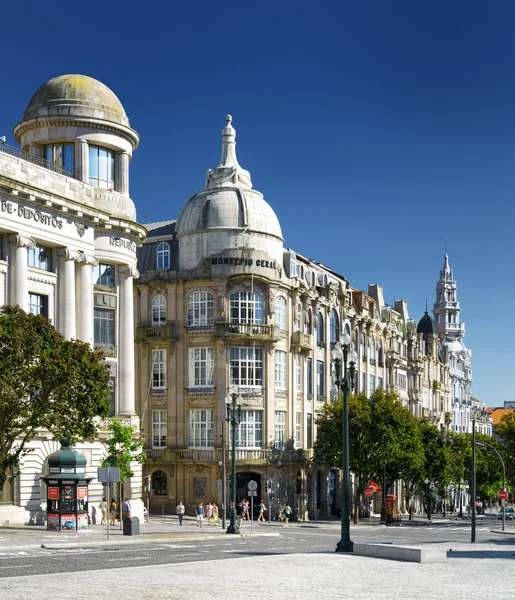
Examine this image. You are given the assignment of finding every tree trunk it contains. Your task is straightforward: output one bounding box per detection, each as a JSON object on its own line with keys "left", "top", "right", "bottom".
{"left": 0, "top": 470, "right": 6, "bottom": 502}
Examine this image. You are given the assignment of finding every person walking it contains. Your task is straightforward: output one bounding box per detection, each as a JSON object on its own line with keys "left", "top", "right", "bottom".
{"left": 98, "top": 497, "right": 107, "bottom": 525}
{"left": 258, "top": 499, "right": 267, "bottom": 522}
{"left": 176, "top": 501, "right": 185, "bottom": 526}
{"left": 109, "top": 500, "right": 117, "bottom": 525}
{"left": 236, "top": 501, "right": 243, "bottom": 528}
{"left": 241, "top": 500, "right": 248, "bottom": 521}
{"left": 212, "top": 503, "right": 219, "bottom": 526}
{"left": 196, "top": 502, "right": 205, "bottom": 528}
{"left": 283, "top": 503, "right": 292, "bottom": 525}
{"left": 206, "top": 501, "right": 213, "bottom": 525}
{"left": 122, "top": 498, "right": 131, "bottom": 520}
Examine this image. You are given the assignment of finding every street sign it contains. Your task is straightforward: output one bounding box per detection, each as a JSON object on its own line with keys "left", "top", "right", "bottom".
{"left": 97, "top": 467, "right": 120, "bottom": 483}
{"left": 364, "top": 488, "right": 373, "bottom": 498}
{"left": 499, "top": 489, "right": 508, "bottom": 500}
{"left": 248, "top": 480, "right": 258, "bottom": 492}
{"left": 248, "top": 491, "right": 257, "bottom": 497}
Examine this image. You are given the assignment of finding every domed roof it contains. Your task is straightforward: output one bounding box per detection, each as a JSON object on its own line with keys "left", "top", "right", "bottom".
{"left": 23, "top": 74, "right": 129, "bottom": 127}
{"left": 176, "top": 116, "right": 283, "bottom": 242}
{"left": 417, "top": 311, "right": 434, "bottom": 335}
{"left": 47, "top": 440, "right": 87, "bottom": 469}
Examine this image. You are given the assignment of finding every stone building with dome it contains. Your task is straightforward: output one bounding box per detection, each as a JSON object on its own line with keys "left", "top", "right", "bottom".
{"left": 135, "top": 116, "right": 451, "bottom": 518}
{"left": 0, "top": 74, "right": 146, "bottom": 525}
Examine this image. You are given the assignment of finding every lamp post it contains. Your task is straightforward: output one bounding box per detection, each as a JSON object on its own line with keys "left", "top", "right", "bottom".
{"left": 471, "top": 414, "right": 477, "bottom": 543}
{"left": 226, "top": 385, "right": 243, "bottom": 534}
{"left": 331, "top": 333, "right": 358, "bottom": 553}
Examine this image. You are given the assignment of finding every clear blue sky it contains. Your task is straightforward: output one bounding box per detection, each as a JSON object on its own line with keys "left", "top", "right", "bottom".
{"left": 1, "top": 1, "right": 514, "bottom": 405}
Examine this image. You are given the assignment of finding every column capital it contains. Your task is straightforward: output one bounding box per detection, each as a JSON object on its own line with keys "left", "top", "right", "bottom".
{"left": 80, "top": 252, "right": 98, "bottom": 267}
{"left": 57, "top": 248, "right": 82, "bottom": 262}
{"left": 119, "top": 265, "right": 139, "bottom": 279}
{"left": 8, "top": 234, "right": 35, "bottom": 250}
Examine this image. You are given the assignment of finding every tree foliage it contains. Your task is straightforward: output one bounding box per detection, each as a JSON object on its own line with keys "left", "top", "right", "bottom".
{"left": 103, "top": 418, "right": 145, "bottom": 483}
{"left": 0, "top": 305, "right": 111, "bottom": 499}
{"left": 496, "top": 411, "right": 515, "bottom": 491}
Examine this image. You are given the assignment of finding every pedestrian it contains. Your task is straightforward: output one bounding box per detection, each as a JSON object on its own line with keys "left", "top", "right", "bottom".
{"left": 212, "top": 503, "right": 219, "bottom": 526}
{"left": 176, "top": 501, "right": 185, "bottom": 526}
{"left": 236, "top": 501, "right": 243, "bottom": 527}
{"left": 241, "top": 500, "right": 248, "bottom": 521}
{"left": 283, "top": 503, "right": 292, "bottom": 525}
{"left": 109, "top": 500, "right": 117, "bottom": 525}
{"left": 196, "top": 502, "right": 204, "bottom": 527}
{"left": 206, "top": 501, "right": 213, "bottom": 525}
{"left": 122, "top": 497, "right": 131, "bottom": 520}
{"left": 98, "top": 497, "right": 107, "bottom": 525}
{"left": 258, "top": 499, "right": 267, "bottom": 522}
{"left": 245, "top": 499, "right": 251, "bottom": 520}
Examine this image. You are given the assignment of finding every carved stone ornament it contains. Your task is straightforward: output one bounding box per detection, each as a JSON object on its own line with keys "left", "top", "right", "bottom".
{"left": 153, "top": 396, "right": 166, "bottom": 407}
{"left": 8, "top": 234, "right": 36, "bottom": 250}
{"left": 218, "top": 295, "right": 225, "bottom": 315}
{"left": 217, "top": 339, "right": 225, "bottom": 354}
{"left": 56, "top": 248, "right": 82, "bottom": 262}
{"left": 81, "top": 252, "right": 99, "bottom": 267}
{"left": 149, "top": 281, "right": 167, "bottom": 296}
{"left": 187, "top": 397, "right": 214, "bottom": 408}
{"left": 75, "top": 222, "right": 86, "bottom": 238}
{"left": 119, "top": 265, "right": 140, "bottom": 279}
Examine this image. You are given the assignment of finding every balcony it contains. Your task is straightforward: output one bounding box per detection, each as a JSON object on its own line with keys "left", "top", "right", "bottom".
{"left": 136, "top": 324, "right": 177, "bottom": 342}
{"left": 291, "top": 331, "right": 312, "bottom": 352}
{"left": 0, "top": 142, "right": 74, "bottom": 177}
{"left": 215, "top": 322, "right": 281, "bottom": 341}
{"left": 145, "top": 447, "right": 313, "bottom": 464}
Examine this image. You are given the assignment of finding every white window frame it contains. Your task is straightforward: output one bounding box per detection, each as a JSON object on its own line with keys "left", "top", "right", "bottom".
{"left": 316, "top": 360, "right": 325, "bottom": 398}
{"left": 295, "top": 412, "right": 302, "bottom": 449}
{"left": 188, "top": 409, "right": 214, "bottom": 448}
{"left": 152, "top": 294, "right": 167, "bottom": 326}
{"left": 152, "top": 349, "right": 167, "bottom": 390}
{"left": 188, "top": 347, "right": 214, "bottom": 388}
{"left": 275, "top": 411, "right": 286, "bottom": 449}
{"left": 152, "top": 410, "right": 167, "bottom": 448}
{"left": 230, "top": 291, "right": 264, "bottom": 324}
{"left": 275, "top": 296, "right": 286, "bottom": 329}
{"left": 369, "top": 374, "right": 375, "bottom": 397}
{"left": 157, "top": 242, "right": 170, "bottom": 270}
{"left": 230, "top": 347, "right": 263, "bottom": 388}
{"left": 295, "top": 355, "right": 302, "bottom": 392}
{"left": 187, "top": 291, "right": 214, "bottom": 328}
{"left": 232, "top": 410, "right": 263, "bottom": 448}
{"left": 275, "top": 350, "right": 287, "bottom": 391}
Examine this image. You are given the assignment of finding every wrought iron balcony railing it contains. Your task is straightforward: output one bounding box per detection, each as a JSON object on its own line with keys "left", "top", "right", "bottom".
{"left": 0, "top": 142, "right": 74, "bottom": 177}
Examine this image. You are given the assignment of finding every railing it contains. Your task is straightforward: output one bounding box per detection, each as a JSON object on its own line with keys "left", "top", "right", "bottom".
{"left": 136, "top": 324, "right": 176, "bottom": 341}
{"left": 145, "top": 447, "right": 313, "bottom": 463}
{"left": 0, "top": 142, "right": 74, "bottom": 177}
{"left": 187, "top": 325, "right": 214, "bottom": 334}
{"left": 215, "top": 322, "right": 280, "bottom": 339}
{"left": 186, "top": 387, "right": 215, "bottom": 395}
{"left": 291, "top": 331, "right": 312, "bottom": 351}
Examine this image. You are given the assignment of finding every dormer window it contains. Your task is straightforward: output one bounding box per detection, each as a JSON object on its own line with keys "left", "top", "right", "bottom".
{"left": 157, "top": 242, "right": 170, "bottom": 270}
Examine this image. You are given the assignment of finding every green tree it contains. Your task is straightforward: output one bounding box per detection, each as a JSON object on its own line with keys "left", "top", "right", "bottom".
{"left": 417, "top": 420, "right": 449, "bottom": 520}
{"left": 496, "top": 412, "right": 515, "bottom": 492}
{"left": 0, "top": 305, "right": 111, "bottom": 500}
{"left": 103, "top": 418, "right": 145, "bottom": 483}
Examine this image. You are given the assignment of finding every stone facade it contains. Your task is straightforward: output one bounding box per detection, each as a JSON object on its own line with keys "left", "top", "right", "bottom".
{"left": 135, "top": 117, "right": 451, "bottom": 519}
{"left": 0, "top": 75, "right": 146, "bottom": 525}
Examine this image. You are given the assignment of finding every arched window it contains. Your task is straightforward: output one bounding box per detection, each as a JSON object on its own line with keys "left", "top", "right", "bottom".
{"left": 311, "top": 271, "right": 316, "bottom": 287}
{"left": 361, "top": 332, "right": 366, "bottom": 358}
{"left": 275, "top": 296, "right": 286, "bottom": 329}
{"left": 317, "top": 312, "right": 325, "bottom": 347}
{"left": 324, "top": 274, "right": 328, "bottom": 287}
{"left": 152, "top": 295, "right": 167, "bottom": 326}
{"left": 157, "top": 242, "right": 170, "bottom": 270}
{"left": 230, "top": 291, "right": 264, "bottom": 324}
{"left": 305, "top": 309, "right": 313, "bottom": 335}
{"left": 369, "top": 335, "right": 375, "bottom": 360}
{"left": 330, "top": 309, "right": 339, "bottom": 345}
{"left": 187, "top": 291, "right": 214, "bottom": 328}
{"left": 378, "top": 339, "right": 384, "bottom": 363}
{"left": 152, "top": 470, "right": 167, "bottom": 496}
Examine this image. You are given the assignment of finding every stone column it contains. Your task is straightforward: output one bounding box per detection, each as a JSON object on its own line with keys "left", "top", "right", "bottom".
{"left": 75, "top": 139, "right": 89, "bottom": 183}
{"left": 57, "top": 249, "right": 81, "bottom": 339}
{"left": 115, "top": 151, "right": 129, "bottom": 195}
{"left": 76, "top": 253, "right": 98, "bottom": 345}
{"left": 118, "top": 265, "right": 139, "bottom": 416}
{"left": 7, "top": 235, "right": 35, "bottom": 311}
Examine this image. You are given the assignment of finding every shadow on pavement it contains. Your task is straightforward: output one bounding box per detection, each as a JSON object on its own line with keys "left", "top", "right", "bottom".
{"left": 448, "top": 550, "right": 515, "bottom": 560}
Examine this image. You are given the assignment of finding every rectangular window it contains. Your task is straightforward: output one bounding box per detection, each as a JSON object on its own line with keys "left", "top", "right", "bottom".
{"left": 230, "top": 347, "right": 263, "bottom": 387}
{"left": 295, "top": 355, "right": 302, "bottom": 392}
{"left": 152, "top": 349, "right": 167, "bottom": 389}
{"left": 94, "top": 308, "right": 115, "bottom": 346}
{"left": 361, "top": 372, "right": 366, "bottom": 394}
{"left": 232, "top": 410, "right": 263, "bottom": 448}
{"left": 89, "top": 145, "right": 115, "bottom": 188}
{"left": 93, "top": 263, "right": 115, "bottom": 287}
{"left": 230, "top": 292, "right": 264, "bottom": 324}
{"left": 295, "top": 412, "right": 302, "bottom": 449}
{"left": 316, "top": 360, "right": 325, "bottom": 399}
{"left": 109, "top": 377, "right": 116, "bottom": 417}
{"left": 45, "top": 143, "right": 75, "bottom": 173}
{"left": 275, "top": 350, "right": 286, "bottom": 390}
{"left": 27, "top": 245, "right": 51, "bottom": 271}
{"left": 378, "top": 376, "right": 384, "bottom": 390}
{"left": 369, "top": 374, "right": 375, "bottom": 397}
{"left": 307, "top": 358, "right": 313, "bottom": 396}
{"left": 188, "top": 409, "right": 214, "bottom": 448}
{"left": 188, "top": 348, "right": 214, "bottom": 387}
{"left": 307, "top": 413, "right": 313, "bottom": 449}
{"left": 152, "top": 410, "right": 167, "bottom": 448}
{"left": 275, "top": 411, "right": 286, "bottom": 449}
{"left": 28, "top": 293, "right": 47, "bottom": 317}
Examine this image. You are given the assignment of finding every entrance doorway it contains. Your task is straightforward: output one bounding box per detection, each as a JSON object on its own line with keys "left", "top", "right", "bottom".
{"left": 236, "top": 472, "right": 261, "bottom": 518}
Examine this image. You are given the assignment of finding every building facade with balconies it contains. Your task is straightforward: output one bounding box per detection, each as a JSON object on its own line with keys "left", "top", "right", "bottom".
{"left": 135, "top": 116, "right": 450, "bottom": 519}
{"left": 0, "top": 75, "right": 146, "bottom": 525}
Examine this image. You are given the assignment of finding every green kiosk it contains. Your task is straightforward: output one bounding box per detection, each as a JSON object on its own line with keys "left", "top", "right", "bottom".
{"left": 40, "top": 440, "right": 93, "bottom": 531}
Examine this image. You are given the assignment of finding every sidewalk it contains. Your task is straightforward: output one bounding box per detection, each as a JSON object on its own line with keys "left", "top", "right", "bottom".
{"left": 0, "top": 515, "right": 279, "bottom": 551}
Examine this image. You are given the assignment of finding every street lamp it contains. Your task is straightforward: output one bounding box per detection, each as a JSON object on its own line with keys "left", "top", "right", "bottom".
{"left": 226, "top": 384, "right": 243, "bottom": 534}
{"left": 331, "top": 333, "right": 358, "bottom": 553}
